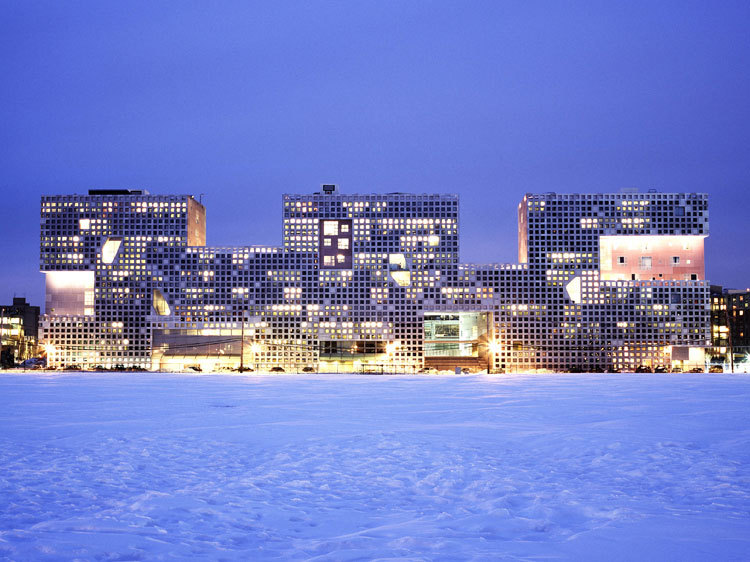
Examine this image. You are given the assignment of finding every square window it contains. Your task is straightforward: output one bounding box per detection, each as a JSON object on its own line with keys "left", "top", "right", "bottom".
{"left": 639, "top": 256, "right": 652, "bottom": 270}
{"left": 323, "top": 221, "right": 339, "bottom": 236}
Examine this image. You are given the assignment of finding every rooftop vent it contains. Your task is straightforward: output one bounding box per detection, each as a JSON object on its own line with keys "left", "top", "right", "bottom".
{"left": 88, "top": 189, "right": 149, "bottom": 195}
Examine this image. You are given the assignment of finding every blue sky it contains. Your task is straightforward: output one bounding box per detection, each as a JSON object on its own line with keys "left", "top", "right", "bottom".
{"left": 2, "top": 1, "right": 749, "bottom": 307}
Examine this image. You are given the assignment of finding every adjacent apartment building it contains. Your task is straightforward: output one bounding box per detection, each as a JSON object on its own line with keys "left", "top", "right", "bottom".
{"left": 1, "top": 297, "right": 40, "bottom": 366}
{"left": 708, "top": 285, "right": 750, "bottom": 372}
{"left": 40, "top": 186, "right": 710, "bottom": 372}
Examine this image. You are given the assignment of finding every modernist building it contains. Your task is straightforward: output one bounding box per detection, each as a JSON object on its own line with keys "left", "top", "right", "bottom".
{"left": 40, "top": 186, "right": 710, "bottom": 372}
{"left": 0, "top": 297, "right": 40, "bottom": 366}
{"left": 708, "top": 285, "right": 750, "bottom": 372}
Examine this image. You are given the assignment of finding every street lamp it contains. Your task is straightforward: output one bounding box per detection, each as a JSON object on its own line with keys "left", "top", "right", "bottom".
{"left": 250, "top": 342, "right": 262, "bottom": 372}
{"left": 385, "top": 340, "right": 399, "bottom": 373}
{"left": 44, "top": 343, "right": 56, "bottom": 369}
{"left": 487, "top": 339, "right": 502, "bottom": 374}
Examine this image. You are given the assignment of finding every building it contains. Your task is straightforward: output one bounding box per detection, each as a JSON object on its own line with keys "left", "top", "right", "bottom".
{"left": 502, "top": 191, "right": 709, "bottom": 372}
{"left": 1, "top": 297, "right": 40, "bottom": 366}
{"left": 40, "top": 190, "right": 206, "bottom": 369}
{"left": 39, "top": 187, "right": 710, "bottom": 372}
{"left": 708, "top": 285, "right": 750, "bottom": 372}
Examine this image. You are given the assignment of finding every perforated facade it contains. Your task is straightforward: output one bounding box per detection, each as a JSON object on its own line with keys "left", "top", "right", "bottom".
{"left": 39, "top": 188, "right": 710, "bottom": 372}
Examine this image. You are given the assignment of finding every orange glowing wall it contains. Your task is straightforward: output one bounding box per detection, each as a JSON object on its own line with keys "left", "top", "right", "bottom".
{"left": 599, "top": 235, "right": 705, "bottom": 281}
{"left": 187, "top": 197, "right": 206, "bottom": 247}
{"left": 518, "top": 197, "right": 529, "bottom": 263}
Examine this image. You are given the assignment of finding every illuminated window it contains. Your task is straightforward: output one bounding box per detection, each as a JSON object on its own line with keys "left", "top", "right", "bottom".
{"left": 323, "top": 238, "right": 332, "bottom": 247}
{"left": 153, "top": 289, "right": 171, "bottom": 316}
{"left": 323, "top": 221, "right": 339, "bottom": 236}
{"left": 324, "top": 256, "right": 335, "bottom": 267}
{"left": 101, "top": 237, "right": 123, "bottom": 264}
{"left": 564, "top": 276, "right": 582, "bottom": 304}
{"left": 79, "top": 219, "right": 90, "bottom": 230}
{"left": 338, "top": 238, "right": 349, "bottom": 250}
{"left": 388, "top": 254, "right": 407, "bottom": 271}
{"left": 388, "top": 254, "right": 410, "bottom": 286}
{"left": 639, "top": 256, "right": 652, "bottom": 270}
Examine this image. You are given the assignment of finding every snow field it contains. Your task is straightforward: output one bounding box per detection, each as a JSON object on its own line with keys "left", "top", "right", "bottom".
{"left": 1, "top": 372, "right": 749, "bottom": 560}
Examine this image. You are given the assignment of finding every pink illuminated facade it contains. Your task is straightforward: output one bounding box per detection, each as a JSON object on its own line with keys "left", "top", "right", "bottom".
{"left": 599, "top": 235, "right": 705, "bottom": 282}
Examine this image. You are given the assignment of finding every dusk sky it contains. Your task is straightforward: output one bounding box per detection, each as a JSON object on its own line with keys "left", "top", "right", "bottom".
{"left": 2, "top": 1, "right": 749, "bottom": 308}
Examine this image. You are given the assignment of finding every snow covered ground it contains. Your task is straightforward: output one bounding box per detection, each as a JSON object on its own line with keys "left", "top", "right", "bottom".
{"left": 1, "top": 372, "right": 749, "bottom": 561}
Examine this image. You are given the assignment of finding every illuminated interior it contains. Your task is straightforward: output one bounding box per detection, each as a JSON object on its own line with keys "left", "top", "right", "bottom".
{"left": 564, "top": 276, "right": 582, "bottom": 304}
{"left": 599, "top": 235, "right": 705, "bottom": 281}
{"left": 389, "top": 254, "right": 411, "bottom": 287}
{"left": 45, "top": 271, "right": 95, "bottom": 316}
{"left": 101, "top": 237, "right": 123, "bottom": 264}
{"left": 423, "top": 312, "right": 489, "bottom": 357}
{"left": 153, "top": 289, "right": 171, "bottom": 316}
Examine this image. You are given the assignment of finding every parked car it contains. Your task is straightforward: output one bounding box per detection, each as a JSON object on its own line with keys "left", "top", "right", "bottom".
{"left": 20, "top": 357, "right": 45, "bottom": 369}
